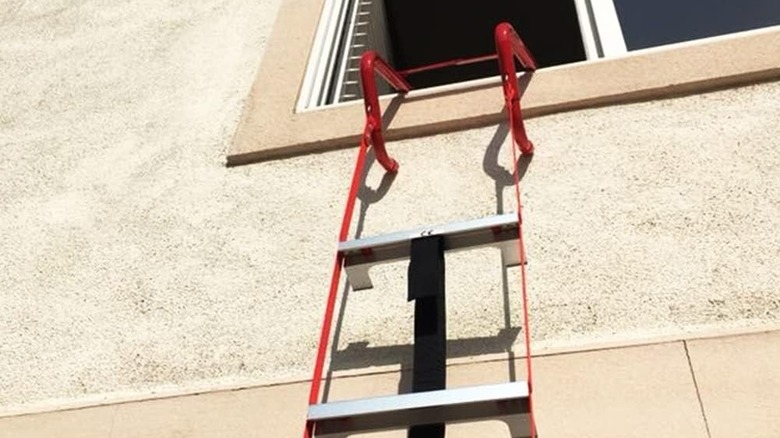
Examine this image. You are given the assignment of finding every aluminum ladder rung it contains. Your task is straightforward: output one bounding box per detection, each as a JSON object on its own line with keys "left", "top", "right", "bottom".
{"left": 308, "top": 382, "right": 532, "bottom": 437}
{"left": 339, "top": 213, "right": 522, "bottom": 290}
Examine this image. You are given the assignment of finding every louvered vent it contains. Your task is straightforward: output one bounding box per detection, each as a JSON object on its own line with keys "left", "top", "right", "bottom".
{"left": 334, "top": 0, "right": 394, "bottom": 102}
{"left": 297, "top": 0, "right": 393, "bottom": 111}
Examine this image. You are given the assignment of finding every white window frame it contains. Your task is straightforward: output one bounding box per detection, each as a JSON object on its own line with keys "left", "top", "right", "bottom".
{"left": 588, "top": 0, "right": 629, "bottom": 57}
{"left": 297, "top": 0, "right": 356, "bottom": 111}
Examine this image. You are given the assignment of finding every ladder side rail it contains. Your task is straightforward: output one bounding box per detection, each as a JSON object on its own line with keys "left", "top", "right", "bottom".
{"left": 495, "top": 22, "right": 537, "bottom": 155}
{"left": 304, "top": 138, "right": 371, "bottom": 438}
{"left": 359, "top": 51, "right": 412, "bottom": 173}
{"left": 305, "top": 52, "right": 410, "bottom": 438}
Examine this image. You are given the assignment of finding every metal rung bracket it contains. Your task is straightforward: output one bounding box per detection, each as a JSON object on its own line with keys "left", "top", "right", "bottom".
{"left": 340, "top": 213, "right": 522, "bottom": 290}
{"left": 308, "top": 382, "right": 532, "bottom": 437}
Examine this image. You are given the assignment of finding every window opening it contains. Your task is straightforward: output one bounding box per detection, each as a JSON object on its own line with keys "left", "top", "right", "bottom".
{"left": 297, "top": 0, "right": 780, "bottom": 111}
{"left": 381, "top": 1, "right": 586, "bottom": 90}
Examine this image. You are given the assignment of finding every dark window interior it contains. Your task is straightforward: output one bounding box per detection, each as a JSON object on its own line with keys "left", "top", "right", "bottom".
{"left": 382, "top": 0, "right": 586, "bottom": 89}
{"left": 614, "top": 0, "right": 780, "bottom": 51}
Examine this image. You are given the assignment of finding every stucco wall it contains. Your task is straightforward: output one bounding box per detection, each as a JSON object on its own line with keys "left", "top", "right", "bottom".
{"left": 1, "top": 0, "right": 779, "bottom": 413}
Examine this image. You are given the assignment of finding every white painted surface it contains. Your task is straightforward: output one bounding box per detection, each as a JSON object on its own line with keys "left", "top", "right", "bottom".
{"left": 590, "top": 0, "right": 628, "bottom": 56}
{"left": 573, "top": 0, "right": 601, "bottom": 59}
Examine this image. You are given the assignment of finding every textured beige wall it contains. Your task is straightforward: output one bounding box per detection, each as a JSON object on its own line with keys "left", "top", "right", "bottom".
{"left": 1, "top": 0, "right": 779, "bottom": 414}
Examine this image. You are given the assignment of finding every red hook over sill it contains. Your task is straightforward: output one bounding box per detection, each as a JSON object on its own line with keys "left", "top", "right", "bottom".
{"left": 359, "top": 52, "right": 411, "bottom": 173}
{"left": 495, "top": 22, "right": 538, "bottom": 155}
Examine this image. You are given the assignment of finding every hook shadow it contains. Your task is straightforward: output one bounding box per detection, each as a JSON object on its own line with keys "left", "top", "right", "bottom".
{"left": 381, "top": 94, "right": 404, "bottom": 129}
{"left": 482, "top": 121, "right": 533, "bottom": 214}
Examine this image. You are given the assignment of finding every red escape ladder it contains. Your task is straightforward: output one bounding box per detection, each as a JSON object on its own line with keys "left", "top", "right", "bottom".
{"left": 304, "top": 22, "right": 539, "bottom": 438}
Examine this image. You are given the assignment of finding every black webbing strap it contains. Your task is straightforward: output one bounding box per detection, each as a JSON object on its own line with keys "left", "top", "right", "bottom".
{"left": 407, "top": 235, "right": 446, "bottom": 438}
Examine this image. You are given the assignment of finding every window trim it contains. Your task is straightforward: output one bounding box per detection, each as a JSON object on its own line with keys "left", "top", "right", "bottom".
{"left": 573, "top": 0, "right": 601, "bottom": 59}
{"left": 296, "top": 0, "right": 352, "bottom": 111}
{"left": 229, "top": 0, "right": 780, "bottom": 166}
{"left": 590, "top": 0, "right": 628, "bottom": 56}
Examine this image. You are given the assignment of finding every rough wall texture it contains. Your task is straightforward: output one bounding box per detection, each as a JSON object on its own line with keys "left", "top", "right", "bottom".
{"left": 1, "top": 0, "right": 779, "bottom": 412}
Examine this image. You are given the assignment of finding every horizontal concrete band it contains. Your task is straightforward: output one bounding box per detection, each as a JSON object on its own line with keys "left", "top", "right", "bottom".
{"left": 3, "top": 329, "right": 780, "bottom": 437}
{"left": 3, "top": 324, "right": 779, "bottom": 419}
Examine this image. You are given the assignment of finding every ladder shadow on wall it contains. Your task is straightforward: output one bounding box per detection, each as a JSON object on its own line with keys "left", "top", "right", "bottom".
{"left": 481, "top": 120, "right": 533, "bottom": 392}
{"left": 321, "top": 146, "right": 396, "bottom": 402}
{"left": 322, "top": 124, "right": 533, "bottom": 401}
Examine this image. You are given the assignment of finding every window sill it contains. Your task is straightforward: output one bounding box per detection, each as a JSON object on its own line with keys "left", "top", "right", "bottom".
{"left": 228, "top": 0, "right": 780, "bottom": 166}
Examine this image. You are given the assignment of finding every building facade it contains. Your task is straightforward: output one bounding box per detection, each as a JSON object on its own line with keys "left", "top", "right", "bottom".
{"left": 1, "top": 0, "right": 779, "bottom": 436}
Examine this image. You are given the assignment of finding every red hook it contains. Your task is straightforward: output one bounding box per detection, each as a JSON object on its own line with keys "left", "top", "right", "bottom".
{"left": 359, "top": 52, "right": 412, "bottom": 173}
{"left": 495, "top": 22, "right": 538, "bottom": 155}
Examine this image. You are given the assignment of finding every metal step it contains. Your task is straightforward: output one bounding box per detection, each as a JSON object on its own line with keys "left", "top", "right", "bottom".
{"left": 340, "top": 213, "right": 522, "bottom": 290}
{"left": 308, "top": 381, "right": 532, "bottom": 437}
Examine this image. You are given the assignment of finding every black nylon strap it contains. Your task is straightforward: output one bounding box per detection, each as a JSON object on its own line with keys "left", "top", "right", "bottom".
{"left": 407, "top": 236, "right": 446, "bottom": 438}
{"left": 407, "top": 235, "right": 445, "bottom": 302}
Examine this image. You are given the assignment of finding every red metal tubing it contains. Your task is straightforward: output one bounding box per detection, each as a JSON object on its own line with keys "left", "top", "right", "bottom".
{"left": 303, "top": 139, "right": 371, "bottom": 438}
{"left": 495, "top": 22, "right": 537, "bottom": 155}
{"left": 359, "top": 51, "right": 412, "bottom": 173}
{"left": 398, "top": 54, "right": 499, "bottom": 76}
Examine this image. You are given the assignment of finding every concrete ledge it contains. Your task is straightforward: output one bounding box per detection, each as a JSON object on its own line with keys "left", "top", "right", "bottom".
{"left": 229, "top": 0, "right": 780, "bottom": 166}
{"left": 4, "top": 324, "right": 780, "bottom": 421}
{"left": 11, "top": 330, "right": 780, "bottom": 437}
